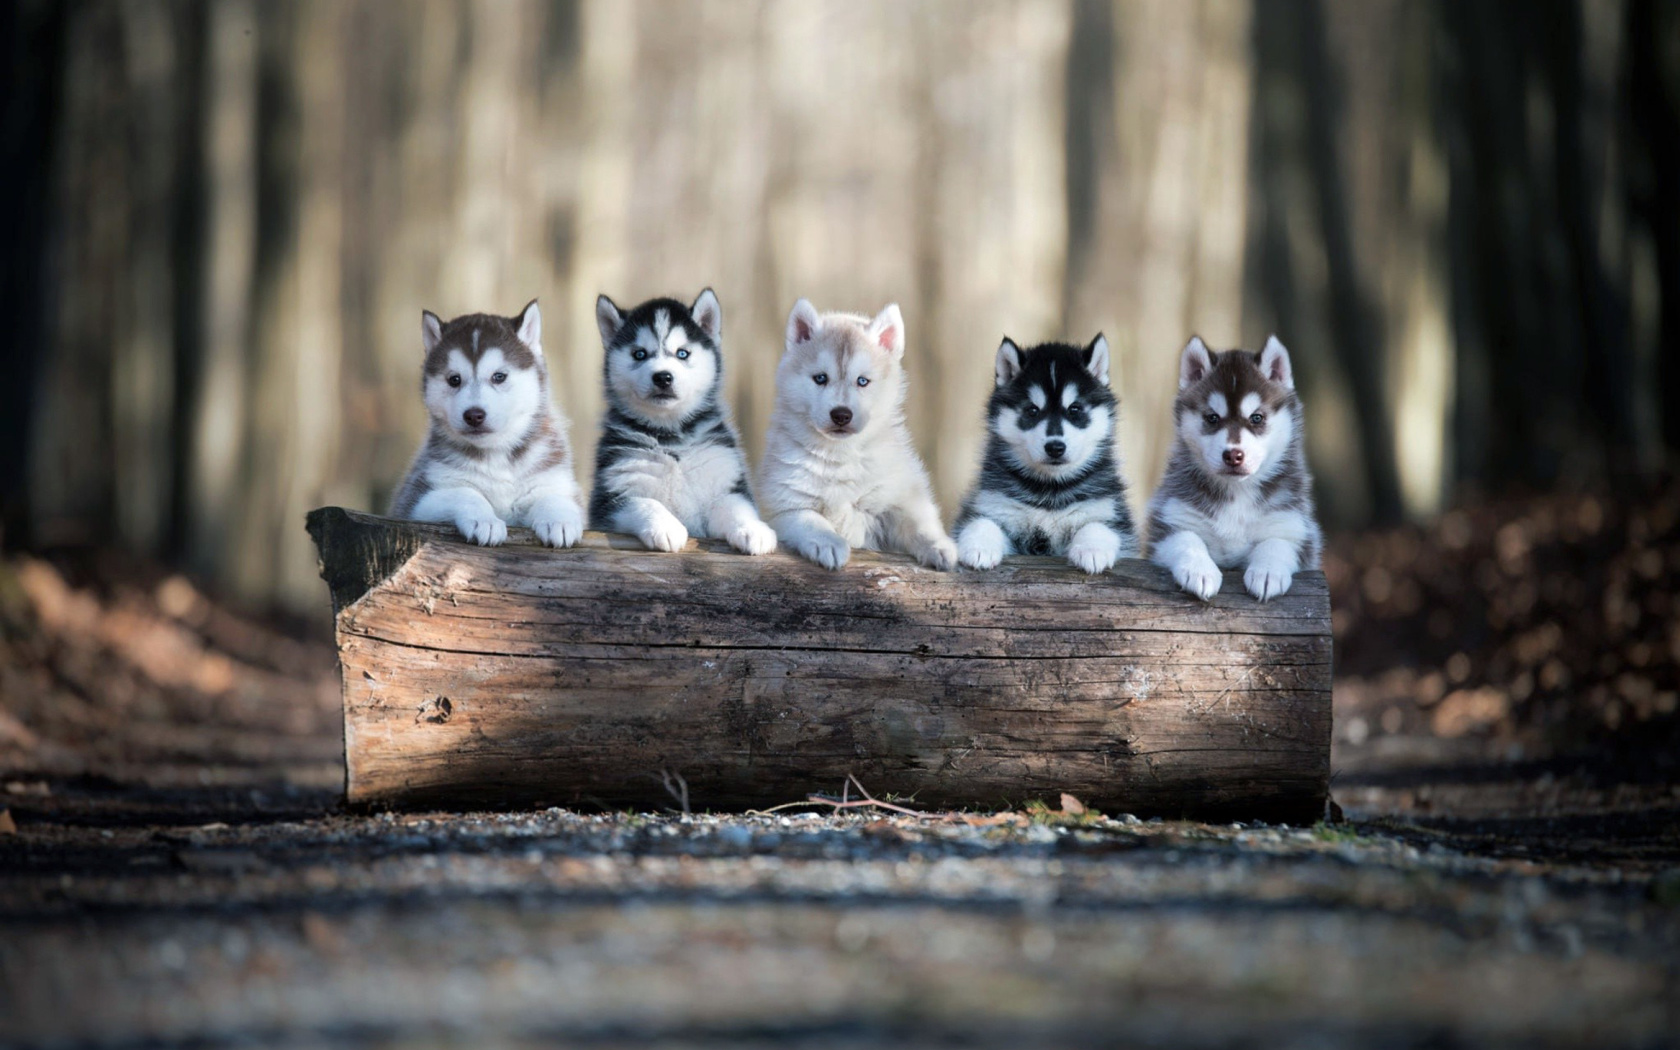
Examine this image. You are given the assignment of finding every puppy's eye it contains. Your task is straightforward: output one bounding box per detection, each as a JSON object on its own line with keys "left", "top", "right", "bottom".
{"left": 1021, "top": 405, "right": 1040, "bottom": 420}
{"left": 447, "top": 374, "right": 463, "bottom": 388}
{"left": 813, "top": 373, "right": 828, "bottom": 386}
{"left": 632, "top": 348, "right": 648, "bottom": 361}
{"left": 1068, "top": 403, "right": 1085, "bottom": 419}
{"left": 856, "top": 376, "right": 870, "bottom": 387}
{"left": 676, "top": 349, "right": 690, "bottom": 360}
{"left": 1203, "top": 412, "right": 1221, "bottom": 426}
{"left": 491, "top": 371, "right": 507, "bottom": 385}
{"left": 1249, "top": 411, "right": 1266, "bottom": 426}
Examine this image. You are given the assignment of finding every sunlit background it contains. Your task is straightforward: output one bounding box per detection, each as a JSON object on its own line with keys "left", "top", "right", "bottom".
{"left": 2, "top": 0, "right": 1675, "bottom": 619}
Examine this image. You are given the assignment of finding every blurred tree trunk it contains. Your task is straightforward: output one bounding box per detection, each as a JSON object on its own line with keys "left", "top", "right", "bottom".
{"left": 0, "top": 0, "right": 68, "bottom": 548}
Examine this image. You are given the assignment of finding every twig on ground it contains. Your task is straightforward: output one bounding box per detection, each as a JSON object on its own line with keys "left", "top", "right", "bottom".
{"left": 747, "top": 774, "right": 961, "bottom": 821}
{"left": 658, "top": 768, "right": 690, "bottom": 816}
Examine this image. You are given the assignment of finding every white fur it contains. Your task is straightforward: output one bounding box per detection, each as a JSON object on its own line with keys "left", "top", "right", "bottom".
{"left": 595, "top": 290, "right": 775, "bottom": 556}
{"left": 1179, "top": 336, "right": 1213, "bottom": 389}
{"left": 403, "top": 303, "right": 584, "bottom": 547}
{"left": 759, "top": 300, "right": 955, "bottom": 571}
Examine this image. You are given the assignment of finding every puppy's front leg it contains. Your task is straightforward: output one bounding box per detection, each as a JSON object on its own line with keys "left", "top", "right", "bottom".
{"left": 613, "top": 497, "right": 689, "bottom": 552}
{"left": 411, "top": 487, "right": 508, "bottom": 546}
{"left": 707, "top": 491, "right": 777, "bottom": 555}
{"left": 1153, "top": 529, "right": 1222, "bottom": 601}
{"left": 956, "top": 517, "right": 1009, "bottom": 570}
{"left": 1243, "top": 537, "right": 1300, "bottom": 601}
{"left": 520, "top": 486, "right": 584, "bottom": 548}
{"left": 1066, "top": 521, "right": 1123, "bottom": 575}
{"left": 884, "top": 499, "right": 957, "bottom": 572}
{"left": 771, "top": 509, "right": 850, "bottom": 569}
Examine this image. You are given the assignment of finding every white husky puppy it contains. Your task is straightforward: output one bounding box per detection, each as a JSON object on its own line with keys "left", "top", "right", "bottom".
{"left": 590, "top": 289, "right": 776, "bottom": 555}
{"left": 388, "top": 300, "right": 584, "bottom": 547}
{"left": 758, "top": 299, "right": 956, "bottom": 571}
{"left": 1148, "top": 335, "right": 1322, "bottom": 601}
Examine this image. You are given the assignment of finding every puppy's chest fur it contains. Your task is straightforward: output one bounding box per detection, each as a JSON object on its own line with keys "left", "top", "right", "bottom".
{"left": 783, "top": 431, "right": 921, "bottom": 545}
{"left": 407, "top": 420, "right": 567, "bottom": 518}
{"left": 967, "top": 489, "right": 1119, "bottom": 556}
{"left": 597, "top": 428, "right": 745, "bottom": 532}
{"left": 1153, "top": 471, "right": 1317, "bottom": 568}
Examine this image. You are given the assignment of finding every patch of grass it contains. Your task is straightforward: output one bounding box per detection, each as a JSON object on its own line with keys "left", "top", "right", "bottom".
{"left": 1022, "top": 798, "right": 1107, "bottom": 828}
{"left": 1311, "top": 821, "right": 1369, "bottom": 844}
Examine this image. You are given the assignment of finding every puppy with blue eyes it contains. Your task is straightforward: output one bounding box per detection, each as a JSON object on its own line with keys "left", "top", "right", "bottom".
{"left": 954, "top": 335, "right": 1138, "bottom": 573}
{"left": 1148, "top": 335, "right": 1322, "bottom": 601}
{"left": 758, "top": 298, "right": 957, "bottom": 571}
{"left": 590, "top": 289, "right": 776, "bottom": 555}
{"left": 389, "top": 300, "right": 584, "bottom": 547}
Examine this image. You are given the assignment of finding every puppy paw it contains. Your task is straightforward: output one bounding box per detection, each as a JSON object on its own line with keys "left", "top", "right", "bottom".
{"left": 532, "top": 507, "right": 583, "bottom": 548}
{"left": 799, "top": 535, "right": 850, "bottom": 570}
{"left": 957, "top": 520, "right": 1005, "bottom": 570}
{"left": 919, "top": 537, "right": 959, "bottom": 572}
{"left": 1067, "top": 528, "right": 1121, "bottom": 575}
{"left": 458, "top": 514, "right": 508, "bottom": 547}
{"left": 1244, "top": 559, "right": 1294, "bottom": 602}
{"left": 1171, "top": 552, "right": 1222, "bottom": 601}
{"left": 728, "top": 519, "right": 778, "bottom": 556}
{"left": 639, "top": 513, "right": 689, "bottom": 553}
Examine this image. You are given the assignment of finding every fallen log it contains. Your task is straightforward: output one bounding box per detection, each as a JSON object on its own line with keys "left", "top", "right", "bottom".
{"left": 306, "top": 507, "right": 1332, "bottom": 822}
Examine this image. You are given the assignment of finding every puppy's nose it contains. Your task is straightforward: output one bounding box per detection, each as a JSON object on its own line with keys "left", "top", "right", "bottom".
{"left": 463, "top": 407, "right": 487, "bottom": 428}
{"left": 652, "top": 371, "right": 674, "bottom": 390}
{"left": 1223, "top": 448, "right": 1245, "bottom": 467}
{"left": 1044, "top": 439, "right": 1067, "bottom": 460}
{"left": 829, "top": 406, "right": 853, "bottom": 427}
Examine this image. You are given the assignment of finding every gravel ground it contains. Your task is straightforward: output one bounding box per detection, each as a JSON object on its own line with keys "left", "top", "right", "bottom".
{"left": 3, "top": 493, "right": 1680, "bottom": 1047}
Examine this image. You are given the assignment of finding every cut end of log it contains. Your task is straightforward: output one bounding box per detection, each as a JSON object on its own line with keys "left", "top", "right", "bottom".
{"left": 308, "top": 508, "right": 1333, "bottom": 821}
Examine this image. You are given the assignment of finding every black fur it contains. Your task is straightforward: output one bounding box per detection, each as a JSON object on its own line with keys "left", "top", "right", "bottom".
{"left": 588, "top": 294, "right": 754, "bottom": 529}
{"left": 954, "top": 340, "right": 1136, "bottom": 555}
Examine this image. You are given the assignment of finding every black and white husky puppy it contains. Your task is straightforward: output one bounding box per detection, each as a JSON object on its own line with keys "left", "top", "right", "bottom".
{"left": 590, "top": 289, "right": 776, "bottom": 555}
{"left": 389, "top": 300, "right": 584, "bottom": 547}
{"left": 1148, "top": 335, "right": 1322, "bottom": 601}
{"left": 954, "top": 336, "right": 1138, "bottom": 573}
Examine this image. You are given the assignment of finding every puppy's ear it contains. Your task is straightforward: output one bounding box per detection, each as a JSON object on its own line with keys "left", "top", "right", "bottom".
{"left": 422, "top": 310, "right": 443, "bottom": 355}
{"left": 1259, "top": 335, "right": 1294, "bottom": 390}
{"left": 1179, "top": 336, "right": 1213, "bottom": 389}
{"left": 786, "top": 298, "right": 820, "bottom": 348}
{"left": 691, "top": 288, "right": 722, "bottom": 342}
{"left": 595, "top": 295, "right": 624, "bottom": 347}
{"left": 868, "top": 303, "right": 904, "bottom": 358}
{"left": 994, "top": 338, "right": 1022, "bottom": 387}
{"left": 1083, "top": 334, "right": 1111, "bottom": 385}
{"left": 515, "top": 299, "right": 541, "bottom": 352}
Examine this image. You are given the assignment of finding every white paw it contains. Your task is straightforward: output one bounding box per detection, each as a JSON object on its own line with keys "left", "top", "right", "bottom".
{"left": 1244, "top": 560, "right": 1294, "bottom": 601}
{"left": 728, "top": 519, "right": 778, "bottom": 556}
{"left": 532, "top": 507, "right": 583, "bottom": 548}
{"left": 639, "top": 511, "right": 689, "bottom": 553}
{"left": 1067, "top": 542, "right": 1117, "bottom": 575}
{"left": 800, "top": 535, "right": 850, "bottom": 570}
{"left": 1171, "top": 552, "right": 1222, "bottom": 601}
{"left": 957, "top": 521, "right": 1005, "bottom": 570}
{"left": 919, "top": 537, "right": 958, "bottom": 572}
{"left": 458, "top": 515, "right": 508, "bottom": 547}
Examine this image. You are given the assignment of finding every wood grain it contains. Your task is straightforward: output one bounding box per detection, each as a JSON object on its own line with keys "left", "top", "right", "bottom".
{"left": 307, "top": 507, "right": 1333, "bottom": 821}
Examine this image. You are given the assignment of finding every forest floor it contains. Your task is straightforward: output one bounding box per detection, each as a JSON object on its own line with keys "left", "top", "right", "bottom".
{"left": 2, "top": 488, "right": 1678, "bottom": 1048}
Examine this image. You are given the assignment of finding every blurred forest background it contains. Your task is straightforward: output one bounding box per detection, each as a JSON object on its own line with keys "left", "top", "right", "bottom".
{"left": 2, "top": 0, "right": 1677, "bottom": 617}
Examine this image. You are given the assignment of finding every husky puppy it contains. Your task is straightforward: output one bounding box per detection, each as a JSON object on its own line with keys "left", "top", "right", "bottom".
{"left": 1148, "top": 335, "right": 1322, "bottom": 601}
{"left": 954, "top": 336, "right": 1138, "bottom": 573}
{"left": 590, "top": 289, "right": 776, "bottom": 555}
{"left": 758, "top": 299, "right": 956, "bottom": 571}
{"left": 389, "top": 300, "right": 584, "bottom": 547}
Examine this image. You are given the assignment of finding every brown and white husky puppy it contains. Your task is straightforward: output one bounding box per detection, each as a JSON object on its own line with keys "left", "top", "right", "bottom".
{"left": 1148, "top": 335, "right": 1321, "bottom": 601}
{"left": 389, "top": 300, "right": 584, "bottom": 547}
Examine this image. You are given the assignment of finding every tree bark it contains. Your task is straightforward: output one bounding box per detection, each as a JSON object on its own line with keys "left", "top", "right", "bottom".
{"left": 307, "top": 508, "right": 1333, "bottom": 822}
